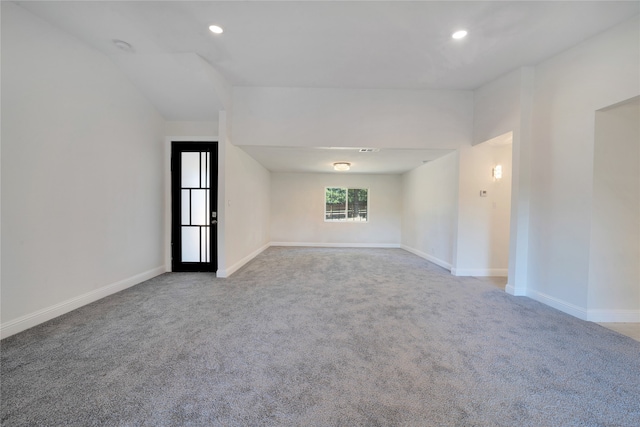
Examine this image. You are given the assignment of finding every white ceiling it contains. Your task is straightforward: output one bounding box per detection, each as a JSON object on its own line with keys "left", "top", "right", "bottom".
{"left": 240, "top": 131, "right": 512, "bottom": 175}
{"left": 13, "top": 0, "right": 639, "bottom": 173}
{"left": 240, "top": 146, "right": 456, "bottom": 174}
{"left": 17, "top": 1, "right": 639, "bottom": 93}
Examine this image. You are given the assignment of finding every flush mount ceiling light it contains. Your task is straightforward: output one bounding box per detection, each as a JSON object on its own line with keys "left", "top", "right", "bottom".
{"left": 112, "top": 39, "right": 134, "bottom": 53}
{"left": 209, "top": 25, "right": 224, "bottom": 34}
{"left": 333, "top": 162, "right": 351, "bottom": 171}
{"left": 452, "top": 30, "right": 468, "bottom": 40}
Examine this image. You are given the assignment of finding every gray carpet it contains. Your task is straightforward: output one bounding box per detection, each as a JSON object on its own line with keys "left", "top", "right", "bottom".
{"left": 1, "top": 247, "right": 639, "bottom": 426}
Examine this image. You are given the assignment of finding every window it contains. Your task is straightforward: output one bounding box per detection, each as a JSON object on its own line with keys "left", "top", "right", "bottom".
{"left": 325, "top": 187, "right": 368, "bottom": 222}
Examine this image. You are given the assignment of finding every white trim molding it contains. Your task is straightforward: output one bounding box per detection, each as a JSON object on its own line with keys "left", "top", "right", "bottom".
{"left": 505, "top": 283, "right": 527, "bottom": 296}
{"left": 451, "top": 268, "right": 508, "bottom": 277}
{"left": 400, "top": 245, "right": 452, "bottom": 271}
{"left": 0, "top": 266, "right": 165, "bottom": 339}
{"left": 506, "top": 288, "right": 639, "bottom": 323}
{"left": 525, "top": 289, "right": 588, "bottom": 321}
{"left": 217, "top": 243, "right": 270, "bottom": 278}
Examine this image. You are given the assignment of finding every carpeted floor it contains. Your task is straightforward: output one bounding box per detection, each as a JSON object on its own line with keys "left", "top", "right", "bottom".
{"left": 2, "top": 247, "right": 639, "bottom": 426}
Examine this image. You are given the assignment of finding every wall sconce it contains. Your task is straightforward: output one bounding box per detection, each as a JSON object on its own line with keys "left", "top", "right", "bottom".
{"left": 333, "top": 162, "right": 351, "bottom": 171}
{"left": 492, "top": 165, "right": 503, "bottom": 180}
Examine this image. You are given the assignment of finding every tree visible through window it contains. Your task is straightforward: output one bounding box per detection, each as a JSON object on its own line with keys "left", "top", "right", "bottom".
{"left": 325, "top": 188, "right": 368, "bottom": 222}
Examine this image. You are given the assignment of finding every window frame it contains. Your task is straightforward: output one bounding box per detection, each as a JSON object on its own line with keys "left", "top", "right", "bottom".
{"left": 324, "top": 187, "right": 369, "bottom": 223}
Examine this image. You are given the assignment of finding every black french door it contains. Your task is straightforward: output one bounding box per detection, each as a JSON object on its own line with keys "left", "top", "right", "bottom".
{"left": 171, "top": 142, "right": 218, "bottom": 272}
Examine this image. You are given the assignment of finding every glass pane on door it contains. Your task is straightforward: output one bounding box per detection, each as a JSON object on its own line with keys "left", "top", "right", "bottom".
{"left": 182, "top": 227, "right": 200, "bottom": 262}
{"left": 181, "top": 152, "right": 200, "bottom": 188}
{"left": 179, "top": 150, "right": 211, "bottom": 263}
{"left": 201, "top": 227, "right": 210, "bottom": 263}
{"left": 181, "top": 190, "right": 190, "bottom": 225}
{"left": 191, "top": 190, "right": 207, "bottom": 225}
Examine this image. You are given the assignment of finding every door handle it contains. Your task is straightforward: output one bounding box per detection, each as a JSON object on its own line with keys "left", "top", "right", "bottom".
{"left": 211, "top": 220, "right": 217, "bottom": 225}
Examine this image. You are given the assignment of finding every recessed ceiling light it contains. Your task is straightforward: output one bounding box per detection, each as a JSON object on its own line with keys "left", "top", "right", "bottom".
{"left": 452, "top": 30, "right": 468, "bottom": 40}
{"left": 112, "top": 39, "right": 134, "bottom": 53}
{"left": 209, "top": 25, "right": 224, "bottom": 34}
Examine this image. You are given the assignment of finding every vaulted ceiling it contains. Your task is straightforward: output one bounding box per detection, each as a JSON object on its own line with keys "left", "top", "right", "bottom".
{"left": 14, "top": 1, "right": 639, "bottom": 173}
{"left": 17, "top": 1, "right": 639, "bottom": 115}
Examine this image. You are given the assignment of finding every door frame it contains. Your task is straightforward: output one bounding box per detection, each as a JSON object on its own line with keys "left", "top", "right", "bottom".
{"left": 171, "top": 141, "right": 218, "bottom": 272}
{"left": 164, "top": 137, "right": 219, "bottom": 272}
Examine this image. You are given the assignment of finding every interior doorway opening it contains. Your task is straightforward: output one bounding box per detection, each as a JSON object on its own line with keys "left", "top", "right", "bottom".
{"left": 589, "top": 96, "right": 639, "bottom": 322}
{"left": 453, "top": 131, "right": 513, "bottom": 279}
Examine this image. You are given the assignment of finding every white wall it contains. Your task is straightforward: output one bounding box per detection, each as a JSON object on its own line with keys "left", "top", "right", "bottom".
{"left": 527, "top": 16, "right": 639, "bottom": 316}
{"left": 165, "top": 121, "right": 219, "bottom": 137}
{"left": 401, "top": 153, "right": 458, "bottom": 269}
{"left": 232, "top": 87, "right": 473, "bottom": 149}
{"left": 473, "top": 70, "right": 523, "bottom": 146}
{"left": 473, "top": 67, "right": 534, "bottom": 293}
{"left": 218, "top": 113, "right": 271, "bottom": 276}
{"left": 271, "top": 173, "right": 401, "bottom": 246}
{"left": 1, "top": 3, "right": 165, "bottom": 337}
{"left": 454, "top": 136, "right": 512, "bottom": 276}
{"left": 588, "top": 97, "right": 639, "bottom": 321}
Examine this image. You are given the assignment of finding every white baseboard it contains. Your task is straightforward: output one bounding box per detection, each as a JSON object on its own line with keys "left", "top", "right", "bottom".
{"left": 400, "top": 245, "right": 452, "bottom": 271}
{"left": 270, "top": 242, "right": 401, "bottom": 249}
{"left": 0, "top": 266, "right": 165, "bottom": 339}
{"left": 505, "top": 283, "right": 527, "bottom": 296}
{"left": 587, "top": 309, "right": 640, "bottom": 323}
{"left": 525, "top": 289, "right": 588, "bottom": 320}
{"left": 506, "top": 287, "right": 639, "bottom": 323}
{"left": 451, "top": 268, "right": 508, "bottom": 277}
{"left": 217, "top": 243, "right": 270, "bottom": 278}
